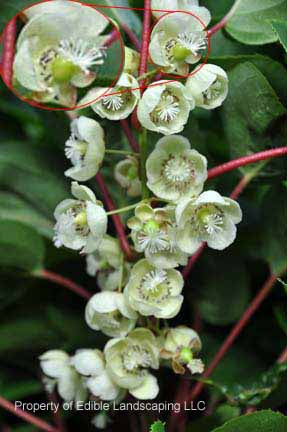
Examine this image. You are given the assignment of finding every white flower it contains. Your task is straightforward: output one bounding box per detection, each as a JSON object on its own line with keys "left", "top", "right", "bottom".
{"left": 128, "top": 203, "right": 188, "bottom": 269}
{"left": 185, "top": 64, "right": 228, "bottom": 109}
{"left": 81, "top": 73, "right": 140, "bottom": 120}
{"left": 85, "top": 292, "right": 138, "bottom": 337}
{"left": 146, "top": 135, "right": 208, "bottom": 201}
{"left": 124, "top": 259, "right": 184, "bottom": 319}
{"left": 86, "top": 235, "right": 131, "bottom": 291}
{"left": 13, "top": 1, "right": 109, "bottom": 106}
{"left": 176, "top": 191, "right": 243, "bottom": 254}
{"left": 137, "top": 81, "right": 193, "bottom": 135}
{"left": 53, "top": 182, "right": 107, "bottom": 253}
{"left": 104, "top": 328, "right": 160, "bottom": 399}
{"left": 160, "top": 326, "right": 204, "bottom": 374}
{"left": 149, "top": 11, "right": 210, "bottom": 75}
{"left": 114, "top": 157, "right": 141, "bottom": 197}
{"left": 39, "top": 350, "right": 87, "bottom": 402}
{"left": 151, "top": 0, "right": 211, "bottom": 23}
{"left": 64, "top": 116, "right": 105, "bottom": 181}
{"left": 72, "top": 349, "right": 120, "bottom": 401}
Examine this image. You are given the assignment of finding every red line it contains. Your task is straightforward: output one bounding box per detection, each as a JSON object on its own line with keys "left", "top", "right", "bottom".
{"left": 41, "top": 270, "right": 91, "bottom": 300}
{"left": 138, "top": 0, "right": 152, "bottom": 88}
{"left": 0, "top": 396, "right": 57, "bottom": 432}
{"left": 120, "top": 119, "right": 140, "bottom": 152}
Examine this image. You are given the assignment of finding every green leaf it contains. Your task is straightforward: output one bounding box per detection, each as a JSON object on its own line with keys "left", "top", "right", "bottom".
{"left": 0, "top": 219, "right": 45, "bottom": 272}
{"left": 85, "top": 0, "right": 142, "bottom": 39}
{"left": 0, "top": 377, "right": 42, "bottom": 400}
{"left": 0, "top": 192, "right": 53, "bottom": 239}
{"left": 211, "top": 410, "right": 287, "bottom": 432}
{"left": 0, "top": 141, "right": 69, "bottom": 219}
{"left": 260, "top": 185, "right": 287, "bottom": 275}
{"left": 197, "top": 255, "right": 250, "bottom": 326}
{"left": 210, "top": 54, "right": 287, "bottom": 106}
{"left": 187, "top": 404, "right": 240, "bottom": 432}
{"left": 204, "top": 363, "right": 287, "bottom": 407}
{"left": 274, "top": 304, "right": 287, "bottom": 336}
{"left": 222, "top": 62, "right": 286, "bottom": 174}
{"left": 150, "top": 420, "right": 166, "bottom": 432}
{"left": 226, "top": 0, "right": 287, "bottom": 45}
{"left": 271, "top": 20, "right": 287, "bottom": 52}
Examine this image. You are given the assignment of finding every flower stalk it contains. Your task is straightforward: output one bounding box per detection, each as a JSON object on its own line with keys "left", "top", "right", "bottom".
{"left": 208, "top": 0, "right": 243, "bottom": 37}
{"left": 1, "top": 17, "right": 17, "bottom": 85}
{"left": 40, "top": 270, "right": 92, "bottom": 300}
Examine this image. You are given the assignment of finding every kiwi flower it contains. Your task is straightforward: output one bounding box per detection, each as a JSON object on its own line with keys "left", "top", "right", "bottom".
{"left": 104, "top": 328, "right": 160, "bottom": 400}
{"left": 114, "top": 157, "right": 141, "bottom": 197}
{"left": 149, "top": 11, "right": 211, "bottom": 75}
{"left": 176, "top": 191, "right": 242, "bottom": 254}
{"left": 13, "top": 1, "right": 109, "bottom": 106}
{"left": 185, "top": 64, "right": 229, "bottom": 109}
{"left": 39, "top": 350, "right": 87, "bottom": 402}
{"left": 64, "top": 116, "right": 105, "bottom": 182}
{"left": 82, "top": 73, "right": 140, "bottom": 120}
{"left": 137, "top": 81, "right": 193, "bottom": 135}
{"left": 146, "top": 135, "right": 207, "bottom": 202}
{"left": 151, "top": 0, "right": 211, "bottom": 22}
{"left": 124, "top": 259, "right": 184, "bottom": 318}
{"left": 86, "top": 235, "right": 130, "bottom": 291}
{"left": 128, "top": 203, "right": 188, "bottom": 269}
{"left": 159, "top": 326, "right": 204, "bottom": 374}
{"left": 85, "top": 292, "right": 138, "bottom": 338}
{"left": 53, "top": 182, "right": 107, "bottom": 253}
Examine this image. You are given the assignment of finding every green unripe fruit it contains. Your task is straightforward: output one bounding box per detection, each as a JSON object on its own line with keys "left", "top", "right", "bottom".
{"left": 127, "top": 165, "right": 138, "bottom": 181}
{"left": 51, "top": 58, "right": 79, "bottom": 83}
{"left": 172, "top": 45, "right": 191, "bottom": 62}
{"left": 143, "top": 219, "right": 160, "bottom": 234}
{"left": 74, "top": 211, "right": 88, "bottom": 227}
{"left": 179, "top": 347, "right": 193, "bottom": 364}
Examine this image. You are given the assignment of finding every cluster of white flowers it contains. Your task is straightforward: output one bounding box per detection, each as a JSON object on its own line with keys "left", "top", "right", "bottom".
{"left": 37, "top": 0, "right": 243, "bottom": 424}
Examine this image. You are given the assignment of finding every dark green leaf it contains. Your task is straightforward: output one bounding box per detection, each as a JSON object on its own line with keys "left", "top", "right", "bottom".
{"left": 197, "top": 255, "right": 250, "bottom": 326}
{"left": 187, "top": 404, "right": 240, "bottom": 432}
{"left": 211, "top": 410, "right": 287, "bottom": 432}
{"left": 0, "top": 219, "right": 45, "bottom": 272}
{"left": 260, "top": 185, "right": 287, "bottom": 275}
{"left": 271, "top": 20, "right": 287, "bottom": 52}
{"left": 226, "top": 0, "right": 287, "bottom": 45}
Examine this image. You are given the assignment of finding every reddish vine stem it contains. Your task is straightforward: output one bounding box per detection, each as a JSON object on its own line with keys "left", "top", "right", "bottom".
{"left": 0, "top": 396, "right": 58, "bottom": 432}
{"left": 278, "top": 346, "right": 287, "bottom": 364}
{"left": 96, "top": 172, "right": 133, "bottom": 260}
{"left": 121, "top": 23, "right": 141, "bottom": 51}
{"left": 1, "top": 18, "right": 17, "bottom": 85}
{"left": 208, "top": 0, "right": 242, "bottom": 37}
{"left": 208, "top": 147, "right": 287, "bottom": 180}
{"left": 138, "top": 0, "right": 152, "bottom": 88}
{"left": 41, "top": 269, "right": 91, "bottom": 300}
{"left": 120, "top": 119, "right": 140, "bottom": 152}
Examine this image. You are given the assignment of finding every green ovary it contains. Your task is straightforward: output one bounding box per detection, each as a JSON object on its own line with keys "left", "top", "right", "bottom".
{"left": 51, "top": 58, "right": 80, "bottom": 83}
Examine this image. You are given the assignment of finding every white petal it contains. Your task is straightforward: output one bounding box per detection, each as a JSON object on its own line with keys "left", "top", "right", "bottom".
{"left": 72, "top": 349, "right": 104, "bottom": 376}
{"left": 129, "top": 374, "right": 159, "bottom": 400}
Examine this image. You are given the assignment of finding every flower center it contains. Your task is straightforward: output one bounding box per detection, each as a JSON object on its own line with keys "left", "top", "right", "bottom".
{"left": 138, "top": 269, "right": 171, "bottom": 303}
{"left": 203, "top": 79, "right": 223, "bottom": 103}
{"left": 102, "top": 94, "right": 124, "bottom": 111}
{"left": 152, "top": 91, "right": 180, "bottom": 123}
{"left": 177, "top": 32, "right": 207, "bottom": 58}
{"left": 127, "top": 165, "right": 138, "bottom": 181}
{"left": 65, "top": 135, "right": 88, "bottom": 166}
{"left": 179, "top": 347, "right": 193, "bottom": 364}
{"left": 58, "top": 38, "right": 106, "bottom": 73}
{"left": 197, "top": 206, "right": 224, "bottom": 235}
{"left": 163, "top": 155, "right": 194, "bottom": 187}
{"left": 123, "top": 345, "right": 152, "bottom": 373}
{"left": 137, "top": 221, "right": 170, "bottom": 254}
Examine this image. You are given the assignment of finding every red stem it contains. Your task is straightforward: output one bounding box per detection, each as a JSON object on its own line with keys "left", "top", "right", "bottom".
{"left": 138, "top": 0, "right": 151, "bottom": 87}
{"left": 120, "top": 119, "right": 140, "bottom": 152}
{"left": 208, "top": 0, "right": 242, "bottom": 37}
{"left": 1, "top": 18, "right": 17, "bottom": 86}
{"left": 41, "top": 269, "right": 91, "bottom": 300}
{"left": 278, "top": 346, "right": 287, "bottom": 364}
{"left": 104, "top": 29, "right": 120, "bottom": 48}
{"left": 208, "top": 147, "right": 287, "bottom": 180}
{"left": 121, "top": 23, "right": 141, "bottom": 52}
{"left": 0, "top": 396, "right": 57, "bottom": 432}
{"left": 96, "top": 173, "right": 133, "bottom": 260}
{"left": 48, "top": 392, "right": 67, "bottom": 432}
